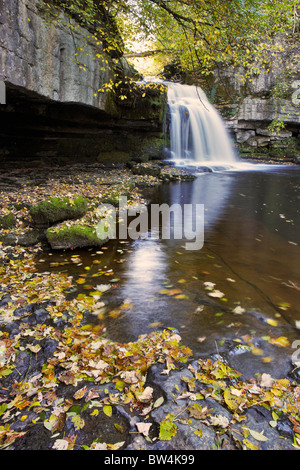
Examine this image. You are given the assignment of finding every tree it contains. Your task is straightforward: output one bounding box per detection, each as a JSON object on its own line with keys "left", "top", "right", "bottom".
{"left": 117, "top": 0, "right": 300, "bottom": 79}
{"left": 39, "top": 0, "right": 300, "bottom": 86}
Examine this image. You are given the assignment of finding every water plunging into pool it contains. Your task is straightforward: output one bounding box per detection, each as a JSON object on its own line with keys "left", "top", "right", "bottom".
{"left": 166, "top": 82, "right": 237, "bottom": 168}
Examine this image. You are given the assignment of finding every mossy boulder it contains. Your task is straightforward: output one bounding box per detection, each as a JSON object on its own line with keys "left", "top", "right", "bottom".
{"left": 46, "top": 224, "right": 107, "bottom": 250}
{"left": 29, "top": 196, "right": 88, "bottom": 227}
{"left": 0, "top": 213, "right": 17, "bottom": 229}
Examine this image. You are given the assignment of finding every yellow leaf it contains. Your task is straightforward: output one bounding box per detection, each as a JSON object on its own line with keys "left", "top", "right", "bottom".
{"left": 103, "top": 405, "right": 112, "bottom": 417}
{"left": 271, "top": 388, "right": 282, "bottom": 397}
{"left": 73, "top": 386, "right": 87, "bottom": 400}
{"left": 243, "top": 439, "right": 258, "bottom": 450}
{"left": 262, "top": 356, "right": 274, "bottom": 363}
{"left": 27, "top": 344, "right": 41, "bottom": 354}
{"left": 224, "top": 389, "right": 242, "bottom": 411}
{"left": 249, "top": 343, "right": 264, "bottom": 356}
{"left": 109, "top": 308, "right": 121, "bottom": 318}
{"left": 266, "top": 319, "right": 278, "bottom": 327}
{"left": 270, "top": 336, "right": 290, "bottom": 347}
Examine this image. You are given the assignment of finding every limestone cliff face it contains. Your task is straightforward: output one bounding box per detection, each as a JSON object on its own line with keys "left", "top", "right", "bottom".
{"left": 0, "top": 0, "right": 166, "bottom": 164}
{"left": 222, "top": 69, "right": 300, "bottom": 152}
{"left": 202, "top": 43, "right": 300, "bottom": 156}
{"left": 0, "top": 0, "right": 113, "bottom": 109}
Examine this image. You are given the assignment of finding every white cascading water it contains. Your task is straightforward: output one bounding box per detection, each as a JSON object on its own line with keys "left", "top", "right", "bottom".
{"left": 166, "top": 82, "right": 236, "bottom": 165}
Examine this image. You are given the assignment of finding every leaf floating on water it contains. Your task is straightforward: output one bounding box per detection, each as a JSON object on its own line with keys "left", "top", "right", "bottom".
{"left": 114, "top": 423, "right": 124, "bottom": 433}
{"left": 243, "top": 439, "right": 258, "bottom": 450}
{"left": 71, "top": 414, "right": 85, "bottom": 431}
{"left": 269, "top": 336, "right": 290, "bottom": 347}
{"left": 249, "top": 343, "right": 264, "bottom": 356}
{"left": 26, "top": 344, "right": 41, "bottom": 354}
{"left": 203, "top": 281, "right": 216, "bottom": 288}
{"left": 120, "top": 299, "right": 134, "bottom": 310}
{"left": 109, "top": 308, "right": 121, "bottom": 319}
{"left": 195, "top": 305, "right": 205, "bottom": 313}
{"left": 96, "top": 284, "right": 111, "bottom": 293}
{"left": 167, "top": 289, "right": 182, "bottom": 296}
{"left": 278, "top": 302, "right": 290, "bottom": 310}
{"left": 208, "top": 290, "right": 225, "bottom": 298}
{"left": 148, "top": 321, "right": 164, "bottom": 328}
{"left": 197, "top": 336, "right": 206, "bottom": 343}
{"left": 232, "top": 306, "right": 245, "bottom": 314}
{"left": 158, "top": 289, "right": 169, "bottom": 295}
{"left": 266, "top": 318, "right": 278, "bottom": 327}
{"left": 262, "top": 356, "right": 274, "bottom": 363}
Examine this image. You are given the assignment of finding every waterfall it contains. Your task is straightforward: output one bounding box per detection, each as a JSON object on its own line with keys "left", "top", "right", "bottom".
{"left": 166, "top": 82, "right": 236, "bottom": 165}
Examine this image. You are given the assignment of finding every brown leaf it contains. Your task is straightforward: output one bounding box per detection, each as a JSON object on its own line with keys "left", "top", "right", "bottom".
{"left": 58, "top": 371, "right": 76, "bottom": 385}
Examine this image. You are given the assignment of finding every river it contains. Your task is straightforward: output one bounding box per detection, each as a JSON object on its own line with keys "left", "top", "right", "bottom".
{"left": 37, "top": 163, "right": 300, "bottom": 380}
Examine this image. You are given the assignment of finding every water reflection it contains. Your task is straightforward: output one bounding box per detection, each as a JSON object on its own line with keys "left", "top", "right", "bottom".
{"left": 104, "top": 166, "right": 300, "bottom": 377}
{"left": 38, "top": 166, "right": 300, "bottom": 378}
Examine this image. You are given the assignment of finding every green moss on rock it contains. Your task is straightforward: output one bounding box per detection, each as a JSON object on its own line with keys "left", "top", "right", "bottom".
{"left": 0, "top": 213, "right": 17, "bottom": 229}
{"left": 30, "top": 196, "right": 88, "bottom": 227}
{"left": 46, "top": 224, "right": 107, "bottom": 250}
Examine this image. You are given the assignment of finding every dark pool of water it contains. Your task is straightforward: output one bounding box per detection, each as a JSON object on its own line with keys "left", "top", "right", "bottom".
{"left": 37, "top": 164, "right": 300, "bottom": 379}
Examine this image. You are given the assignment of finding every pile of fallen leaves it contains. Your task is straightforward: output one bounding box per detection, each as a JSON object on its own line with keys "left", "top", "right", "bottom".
{"left": 1, "top": 246, "right": 300, "bottom": 449}
{"left": 158, "top": 357, "right": 300, "bottom": 449}
{"left": 0, "top": 246, "right": 193, "bottom": 449}
{"left": 1, "top": 164, "right": 300, "bottom": 450}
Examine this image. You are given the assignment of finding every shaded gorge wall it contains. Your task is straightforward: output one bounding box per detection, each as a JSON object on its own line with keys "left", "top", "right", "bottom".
{"left": 0, "top": 0, "right": 166, "bottom": 166}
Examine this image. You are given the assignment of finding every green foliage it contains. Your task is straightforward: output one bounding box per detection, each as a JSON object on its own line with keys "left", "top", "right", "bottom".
{"left": 268, "top": 118, "right": 286, "bottom": 134}
{"left": 38, "top": 0, "right": 300, "bottom": 105}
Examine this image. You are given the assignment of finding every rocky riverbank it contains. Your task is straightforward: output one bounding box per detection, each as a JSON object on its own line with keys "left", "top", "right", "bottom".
{"left": 1, "top": 161, "right": 300, "bottom": 451}
{"left": 0, "top": 161, "right": 195, "bottom": 250}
